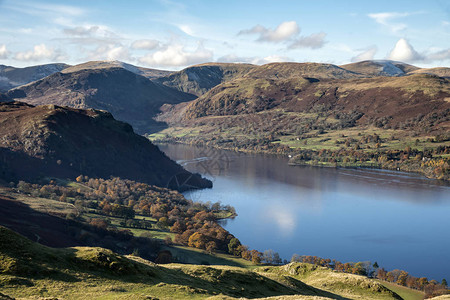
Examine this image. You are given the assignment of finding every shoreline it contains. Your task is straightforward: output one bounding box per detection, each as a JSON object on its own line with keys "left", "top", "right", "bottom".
{"left": 153, "top": 140, "right": 450, "bottom": 183}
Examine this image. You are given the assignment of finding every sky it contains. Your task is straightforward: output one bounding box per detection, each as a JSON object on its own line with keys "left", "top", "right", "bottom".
{"left": 0, "top": 0, "right": 449, "bottom": 70}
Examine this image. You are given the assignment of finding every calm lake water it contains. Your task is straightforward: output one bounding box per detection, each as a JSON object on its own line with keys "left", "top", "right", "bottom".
{"left": 158, "top": 143, "right": 450, "bottom": 281}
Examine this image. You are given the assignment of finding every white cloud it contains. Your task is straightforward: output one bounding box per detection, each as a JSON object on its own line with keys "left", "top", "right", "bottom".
{"left": 138, "top": 44, "right": 213, "bottom": 67}
{"left": 0, "top": 45, "right": 10, "bottom": 59}
{"left": 216, "top": 54, "right": 254, "bottom": 64}
{"left": 239, "top": 21, "right": 300, "bottom": 42}
{"left": 351, "top": 46, "right": 378, "bottom": 62}
{"left": 178, "top": 24, "right": 195, "bottom": 36}
{"left": 131, "top": 39, "right": 160, "bottom": 50}
{"left": 64, "top": 26, "right": 101, "bottom": 36}
{"left": 252, "top": 55, "right": 291, "bottom": 65}
{"left": 86, "top": 44, "right": 130, "bottom": 61}
{"left": 426, "top": 49, "right": 450, "bottom": 61}
{"left": 5, "top": 1, "right": 85, "bottom": 17}
{"left": 63, "top": 25, "right": 118, "bottom": 39}
{"left": 216, "top": 54, "right": 291, "bottom": 65}
{"left": 368, "top": 12, "right": 410, "bottom": 32}
{"left": 14, "top": 44, "right": 58, "bottom": 61}
{"left": 387, "top": 38, "right": 423, "bottom": 62}
{"left": 289, "top": 32, "right": 327, "bottom": 49}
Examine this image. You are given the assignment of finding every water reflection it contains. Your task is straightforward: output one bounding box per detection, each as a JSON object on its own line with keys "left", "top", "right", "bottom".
{"left": 159, "top": 143, "right": 450, "bottom": 280}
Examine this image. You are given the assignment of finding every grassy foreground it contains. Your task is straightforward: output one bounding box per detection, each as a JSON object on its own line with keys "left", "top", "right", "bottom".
{"left": 0, "top": 225, "right": 418, "bottom": 300}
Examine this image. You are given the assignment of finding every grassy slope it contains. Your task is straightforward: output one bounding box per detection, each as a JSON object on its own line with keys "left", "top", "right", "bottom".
{"left": 0, "top": 184, "right": 253, "bottom": 269}
{"left": 0, "top": 226, "right": 411, "bottom": 300}
{"left": 378, "top": 280, "right": 425, "bottom": 300}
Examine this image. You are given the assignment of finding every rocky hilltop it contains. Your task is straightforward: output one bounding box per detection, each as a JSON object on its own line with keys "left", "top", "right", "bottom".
{"left": 0, "top": 101, "right": 211, "bottom": 189}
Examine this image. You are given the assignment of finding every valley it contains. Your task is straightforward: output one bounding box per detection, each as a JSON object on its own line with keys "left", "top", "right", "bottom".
{"left": 0, "top": 59, "right": 449, "bottom": 300}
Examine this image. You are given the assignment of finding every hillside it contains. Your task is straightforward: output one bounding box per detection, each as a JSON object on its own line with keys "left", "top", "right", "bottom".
{"left": 0, "top": 225, "right": 407, "bottom": 299}
{"left": 409, "top": 67, "right": 450, "bottom": 78}
{"left": 155, "top": 62, "right": 255, "bottom": 96}
{"left": 340, "top": 60, "right": 419, "bottom": 77}
{"left": 161, "top": 73, "right": 450, "bottom": 130}
{"left": 0, "top": 63, "right": 69, "bottom": 92}
{"left": 7, "top": 65, "right": 195, "bottom": 134}
{"left": 0, "top": 101, "right": 211, "bottom": 189}
{"left": 153, "top": 65, "right": 450, "bottom": 180}
{"left": 245, "top": 62, "right": 364, "bottom": 80}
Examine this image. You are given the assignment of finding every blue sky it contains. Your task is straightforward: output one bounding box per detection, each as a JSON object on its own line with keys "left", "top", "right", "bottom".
{"left": 0, "top": 0, "right": 449, "bottom": 69}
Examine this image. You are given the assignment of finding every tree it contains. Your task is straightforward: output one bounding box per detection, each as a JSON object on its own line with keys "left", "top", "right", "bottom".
{"left": 397, "top": 271, "right": 409, "bottom": 286}
{"left": 353, "top": 262, "right": 367, "bottom": 276}
{"left": 442, "top": 278, "right": 448, "bottom": 288}
{"left": 206, "top": 241, "right": 217, "bottom": 253}
{"left": 188, "top": 232, "right": 207, "bottom": 249}
{"left": 376, "top": 268, "right": 387, "bottom": 280}
{"left": 228, "top": 238, "right": 241, "bottom": 256}
{"left": 291, "top": 254, "right": 301, "bottom": 262}
{"left": 170, "top": 221, "right": 186, "bottom": 233}
{"left": 251, "top": 250, "right": 262, "bottom": 264}
{"left": 262, "top": 249, "right": 282, "bottom": 265}
{"left": 263, "top": 250, "right": 275, "bottom": 264}
{"left": 273, "top": 252, "right": 282, "bottom": 265}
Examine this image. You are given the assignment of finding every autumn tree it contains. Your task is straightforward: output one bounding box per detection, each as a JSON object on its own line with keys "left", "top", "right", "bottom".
{"left": 376, "top": 268, "right": 387, "bottom": 280}
{"left": 251, "top": 250, "right": 262, "bottom": 264}
{"left": 170, "top": 221, "right": 186, "bottom": 234}
{"left": 397, "top": 271, "right": 409, "bottom": 286}
{"left": 206, "top": 241, "right": 217, "bottom": 253}
{"left": 188, "top": 232, "right": 207, "bottom": 249}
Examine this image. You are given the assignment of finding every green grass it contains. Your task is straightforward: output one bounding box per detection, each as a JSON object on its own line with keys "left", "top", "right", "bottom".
{"left": 377, "top": 280, "right": 425, "bottom": 300}
{"left": 82, "top": 212, "right": 174, "bottom": 241}
{"left": 168, "top": 245, "right": 256, "bottom": 269}
{"left": 1, "top": 226, "right": 420, "bottom": 300}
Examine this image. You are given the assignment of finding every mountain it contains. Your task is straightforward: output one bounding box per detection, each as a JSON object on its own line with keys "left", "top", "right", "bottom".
{"left": 161, "top": 70, "right": 450, "bottom": 130}
{"left": 0, "top": 101, "right": 211, "bottom": 189}
{"left": 155, "top": 62, "right": 367, "bottom": 98}
{"left": 7, "top": 64, "right": 196, "bottom": 134}
{"left": 61, "top": 60, "right": 172, "bottom": 79}
{"left": 340, "top": 60, "right": 419, "bottom": 77}
{"left": 153, "top": 62, "right": 450, "bottom": 180}
{"left": 0, "top": 225, "right": 406, "bottom": 299}
{"left": 0, "top": 63, "right": 69, "bottom": 92}
{"left": 409, "top": 67, "right": 450, "bottom": 78}
{"left": 155, "top": 62, "right": 255, "bottom": 96}
{"left": 244, "top": 62, "right": 364, "bottom": 79}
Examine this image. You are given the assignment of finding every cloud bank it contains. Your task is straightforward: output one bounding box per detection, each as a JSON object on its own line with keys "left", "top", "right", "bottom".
{"left": 351, "top": 46, "right": 378, "bottom": 62}
{"left": 139, "top": 44, "right": 213, "bottom": 67}
{"left": 14, "top": 44, "right": 60, "bottom": 61}
{"left": 239, "top": 21, "right": 300, "bottom": 42}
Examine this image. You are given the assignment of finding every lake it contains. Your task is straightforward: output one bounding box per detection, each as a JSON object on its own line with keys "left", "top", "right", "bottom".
{"left": 158, "top": 143, "right": 450, "bottom": 281}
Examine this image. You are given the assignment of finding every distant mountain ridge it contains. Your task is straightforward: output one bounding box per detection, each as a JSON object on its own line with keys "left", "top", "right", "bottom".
{"left": 0, "top": 63, "right": 69, "bottom": 92}
{"left": 61, "top": 60, "right": 172, "bottom": 79}
{"left": 4, "top": 60, "right": 450, "bottom": 136}
{"left": 159, "top": 64, "right": 450, "bottom": 132}
{"left": 7, "top": 66, "right": 196, "bottom": 134}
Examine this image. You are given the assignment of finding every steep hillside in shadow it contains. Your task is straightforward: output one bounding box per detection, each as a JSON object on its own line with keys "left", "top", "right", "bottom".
{"left": 0, "top": 101, "right": 210, "bottom": 189}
